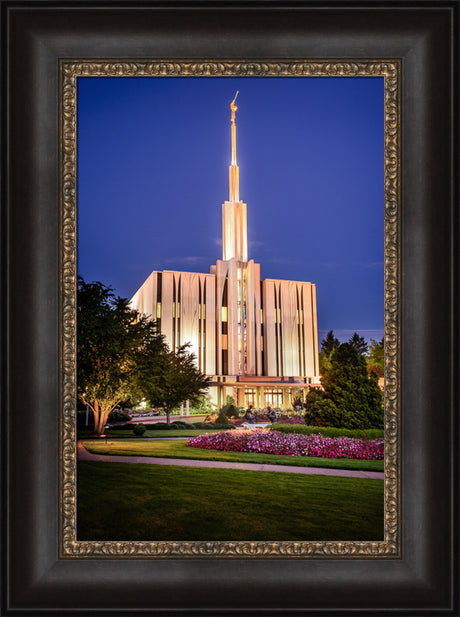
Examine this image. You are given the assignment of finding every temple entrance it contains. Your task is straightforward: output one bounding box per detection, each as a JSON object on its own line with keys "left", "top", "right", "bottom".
{"left": 244, "top": 388, "right": 256, "bottom": 407}
{"left": 263, "top": 388, "right": 283, "bottom": 408}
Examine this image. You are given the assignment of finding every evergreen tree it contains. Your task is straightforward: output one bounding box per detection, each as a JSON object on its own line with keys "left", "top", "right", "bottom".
{"left": 318, "top": 349, "right": 333, "bottom": 376}
{"left": 319, "top": 330, "right": 340, "bottom": 374}
{"left": 307, "top": 342, "right": 383, "bottom": 429}
{"left": 348, "top": 332, "right": 369, "bottom": 356}
{"left": 321, "top": 330, "right": 340, "bottom": 355}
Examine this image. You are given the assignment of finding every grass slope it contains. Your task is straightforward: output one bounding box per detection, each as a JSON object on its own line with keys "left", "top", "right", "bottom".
{"left": 77, "top": 461, "right": 384, "bottom": 541}
{"left": 81, "top": 439, "right": 384, "bottom": 472}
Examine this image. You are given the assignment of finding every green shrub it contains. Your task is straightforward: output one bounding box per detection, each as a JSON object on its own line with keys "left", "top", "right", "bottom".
{"left": 215, "top": 409, "right": 236, "bottom": 426}
{"left": 143, "top": 421, "right": 200, "bottom": 431}
{"left": 219, "top": 403, "right": 240, "bottom": 419}
{"left": 194, "top": 421, "right": 227, "bottom": 430}
{"left": 308, "top": 399, "right": 342, "bottom": 427}
{"left": 190, "top": 421, "right": 211, "bottom": 430}
{"left": 213, "top": 423, "right": 236, "bottom": 430}
{"left": 215, "top": 409, "right": 228, "bottom": 424}
{"left": 307, "top": 343, "right": 383, "bottom": 429}
{"left": 171, "top": 421, "right": 189, "bottom": 429}
{"left": 269, "top": 424, "right": 384, "bottom": 440}
{"left": 108, "top": 409, "right": 131, "bottom": 423}
{"left": 108, "top": 423, "right": 132, "bottom": 431}
{"left": 146, "top": 422, "right": 169, "bottom": 430}
{"left": 132, "top": 423, "right": 147, "bottom": 436}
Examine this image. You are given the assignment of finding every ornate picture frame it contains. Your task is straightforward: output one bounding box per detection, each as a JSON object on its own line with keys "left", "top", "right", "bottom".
{"left": 3, "top": 2, "right": 457, "bottom": 613}
{"left": 62, "top": 59, "right": 399, "bottom": 558}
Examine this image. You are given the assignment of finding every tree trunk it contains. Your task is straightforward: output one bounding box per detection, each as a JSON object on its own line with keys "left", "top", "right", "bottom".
{"left": 166, "top": 409, "right": 171, "bottom": 426}
{"left": 95, "top": 414, "right": 105, "bottom": 435}
{"left": 92, "top": 400, "right": 102, "bottom": 435}
{"left": 87, "top": 399, "right": 118, "bottom": 435}
{"left": 93, "top": 401, "right": 108, "bottom": 435}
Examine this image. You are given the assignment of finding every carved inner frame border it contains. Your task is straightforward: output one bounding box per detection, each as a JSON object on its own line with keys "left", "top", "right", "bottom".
{"left": 60, "top": 60, "right": 400, "bottom": 559}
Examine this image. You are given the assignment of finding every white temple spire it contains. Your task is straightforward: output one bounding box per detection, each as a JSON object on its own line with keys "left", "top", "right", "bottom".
{"left": 222, "top": 93, "right": 247, "bottom": 262}
{"left": 229, "top": 91, "right": 239, "bottom": 202}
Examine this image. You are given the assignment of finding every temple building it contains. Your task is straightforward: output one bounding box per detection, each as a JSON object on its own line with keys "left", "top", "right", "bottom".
{"left": 130, "top": 93, "right": 320, "bottom": 409}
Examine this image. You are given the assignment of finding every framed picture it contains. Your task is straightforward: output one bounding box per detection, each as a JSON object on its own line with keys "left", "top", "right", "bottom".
{"left": 72, "top": 65, "right": 391, "bottom": 549}
{"left": 2, "top": 2, "right": 457, "bottom": 614}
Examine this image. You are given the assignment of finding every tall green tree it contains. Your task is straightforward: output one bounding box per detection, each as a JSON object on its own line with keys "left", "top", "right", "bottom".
{"left": 321, "top": 330, "right": 340, "bottom": 355}
{"left": 137, "top": 344, "right": 210, "bottom": 425}
{"left": 348, "top": 332, "right": 368, "bottom": 356}
{"left": 78, "top": 278, "right": 208, "bottom": 433}
{"left": 319, "top": 330, "right": 340, "bottom": 375}
{"left": 307, "top": 342, "right": 383, "bottom": 429}
{"left": 77, "top": 277, "right": 166, "bottom": 434}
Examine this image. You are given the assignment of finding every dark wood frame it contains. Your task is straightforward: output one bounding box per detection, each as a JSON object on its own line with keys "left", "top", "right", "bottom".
{"left": 2, "top": 2, "right": 458, "bottom": 614}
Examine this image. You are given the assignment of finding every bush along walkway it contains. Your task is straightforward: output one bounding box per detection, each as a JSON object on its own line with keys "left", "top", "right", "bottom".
{"left": 77, "top": 442, "right": 384, "bottom": 479}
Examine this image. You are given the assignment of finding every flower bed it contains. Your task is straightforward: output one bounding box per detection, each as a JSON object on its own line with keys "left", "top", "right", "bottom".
{"left": 276, "top": 415, "right": 306, "bottom": 424}
{"left": 187, "top": 429, "right": 384, "bottom": 460}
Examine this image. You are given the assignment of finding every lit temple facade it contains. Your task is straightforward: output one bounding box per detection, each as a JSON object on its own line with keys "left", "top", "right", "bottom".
{"left": 130, "top": 94, "right": 320, "bottom": 409}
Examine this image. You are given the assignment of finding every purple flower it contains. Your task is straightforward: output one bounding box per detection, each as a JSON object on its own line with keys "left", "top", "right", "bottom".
{"left": 186, "top": 429, "right": 384, "bottom": 460}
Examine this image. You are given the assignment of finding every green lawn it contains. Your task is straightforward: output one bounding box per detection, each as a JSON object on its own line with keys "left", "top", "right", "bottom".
{"left": 81, "top": 438, "right": 384, "bottom": 472}
{"left": 77, "top": 461, "right": 384, "bottom": 541}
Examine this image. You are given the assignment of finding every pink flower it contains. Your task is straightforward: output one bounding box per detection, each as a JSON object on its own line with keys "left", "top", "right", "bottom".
{"left": 186, "top": 429, "right": 384, "bottom": 460}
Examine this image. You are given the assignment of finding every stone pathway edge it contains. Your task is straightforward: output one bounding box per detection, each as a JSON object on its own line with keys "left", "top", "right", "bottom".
{"left": 77, "top": 442, "right": 384, "bottom": 480}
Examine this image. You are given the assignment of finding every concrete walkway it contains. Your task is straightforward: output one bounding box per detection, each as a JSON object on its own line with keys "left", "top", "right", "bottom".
{"left": 77, "top": 442, "right": 384, "bottom": 480}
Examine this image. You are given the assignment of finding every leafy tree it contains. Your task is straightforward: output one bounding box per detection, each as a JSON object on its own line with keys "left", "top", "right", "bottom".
{"left": 78, "top": 277, "right": 208, "bottom": 433}
{"left": 138, "top": 343, "right": 210, "bottom": 425}
{"left": 348, "top": 332, "right": 369, "bottom": 356}
{"left": 319, "top": 349, "right": 333, "bottom": 375}
{"left": 319, "top": 330, "right": 340, "bottom": 375}
{"left": 77, "top": 277, "right": 166, "bottom": 434}
{"left": 321, "top": 330, "right": 340, "bottom": 355}
{"left": 308, "top": 342, "right": 383, "bottom": 429}
{"left": 367, "top": 337, "right": 384, "bottom": 377}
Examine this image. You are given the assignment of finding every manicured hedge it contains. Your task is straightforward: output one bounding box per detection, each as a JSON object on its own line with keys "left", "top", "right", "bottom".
{"left": 125, "top": 421, "right": 235, "bottom": 431}
{"left": 140, "top": 422, "right": 170, "bottom": 430}
{"left": 269, "top": 424, "right": 384, "bottom": 440}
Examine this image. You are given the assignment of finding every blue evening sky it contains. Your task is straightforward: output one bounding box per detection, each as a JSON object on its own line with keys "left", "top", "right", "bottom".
{"left": 77, "top": 76, "right": 384, "bottom": 343}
